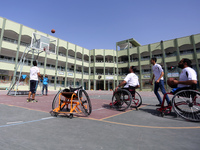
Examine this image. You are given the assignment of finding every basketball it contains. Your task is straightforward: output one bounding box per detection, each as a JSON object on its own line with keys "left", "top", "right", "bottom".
{"left": 51, "top": 29, "right": 55, "bottom": 33}
{"left": 167, "top": 78, "right": 177, "bottom": 88}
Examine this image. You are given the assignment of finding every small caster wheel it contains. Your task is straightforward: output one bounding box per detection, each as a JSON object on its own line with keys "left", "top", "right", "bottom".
{"left": 161, "top": 112, "right": 164, "bottom": 117}
{"left": 50, "top": 111, "right": 58, "bottom": 117}
{"left": 69, "top": 114, "right": 73, "bottom": 119}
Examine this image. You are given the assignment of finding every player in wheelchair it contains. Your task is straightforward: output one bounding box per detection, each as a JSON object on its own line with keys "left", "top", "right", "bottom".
{"left": 160, "top": 58, "right": 200, "bottom": 121}
{"left": 110, "top": 66, "right": 142, "bottom": 111}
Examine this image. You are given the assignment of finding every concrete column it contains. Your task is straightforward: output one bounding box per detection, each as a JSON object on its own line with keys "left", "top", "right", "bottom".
{"left": 0, "top": 18, "right": 6, "bottom": 53}
{"left": 127, "top": 40, "right": 130, "bottom": 68}
{"left": 64, "top": 42, "right": 69, "bottom": 88}
{"left": 160, "top": 40, "right": 168, "bottom": 90}
{"left": 113, "top": 50, "right": 116, "bottom": 89}
{"left": 54, "top": 38, "right": 59, "bottom": 90}
{"left": 94, "top": 50, "right": 96, "bottom": 90}
{"left": 149, "top": 44, "right": 153, "bottom": 91}
{"left": 82, "top": 48, "right": 84, "bottom": 88}
{"left": 137, "top": 47, "right": 142, "bottom": 90}
{"left": 88, "top": 54, "right": 91, "bottom": 90}
{"left": 116, "top": 43, "right": 119, "bottom": 85}
{"left": 73, "top": 45, "right": 77, "bottom": 87}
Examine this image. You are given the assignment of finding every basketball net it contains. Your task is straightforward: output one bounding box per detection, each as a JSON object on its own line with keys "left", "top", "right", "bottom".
{"left": 43, "top": 46, "right": 50, "bottom": 55}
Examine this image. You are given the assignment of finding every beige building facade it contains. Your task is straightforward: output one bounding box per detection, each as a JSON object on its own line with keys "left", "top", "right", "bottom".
{"left": 0, "top": 17, "right": 199, "bottom": 91}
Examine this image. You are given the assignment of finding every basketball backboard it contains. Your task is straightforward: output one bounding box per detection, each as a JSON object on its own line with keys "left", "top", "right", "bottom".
{"left": 30, "top": 32, "right": 57, "bottom": 54}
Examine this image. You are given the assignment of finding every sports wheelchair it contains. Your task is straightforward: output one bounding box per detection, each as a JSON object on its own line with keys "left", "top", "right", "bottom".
{"left": 157, "top": 87, "right": 200, "bottom": 122}
{"left": 50, "top": 86, "right": 92, "bottom": 119}
{"left": 110, "top": 87, "right": 142, "bottom": 111}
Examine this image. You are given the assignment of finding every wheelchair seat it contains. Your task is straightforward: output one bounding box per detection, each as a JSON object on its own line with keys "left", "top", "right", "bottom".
{"left": 171, "top": 84, "right": 197, "bottom": 95}
{"left": 61, "top": 92, "right": 74, "bottom": 97}
{"left": 70, "top": 86, "right": 82, "bottom": 92}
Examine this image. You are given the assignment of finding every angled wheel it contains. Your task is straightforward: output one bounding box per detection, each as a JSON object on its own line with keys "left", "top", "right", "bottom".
{"left": 52, "top": 89, "right": 69, "bottom": 111}
{"left": 131, "top": 91, "right": 142, "bottom": 108}
{"left": 172, "top": 89, "right": 200, "bottom": 122}
{"left": 112, "top": 89, "right": 132, "bottom": 111}
{"left": 78, "top": 89, "right": 92, "bottom": 116}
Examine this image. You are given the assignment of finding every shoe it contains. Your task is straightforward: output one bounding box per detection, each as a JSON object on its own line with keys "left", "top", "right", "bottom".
{"left": 27, "top": 98, "right": 31, "bottom": 102}
{"left": 31, "top": 99, "right": 38, "bottom": 102}
{"left": 156, "top": 104, "right": 161, "bottom": 106}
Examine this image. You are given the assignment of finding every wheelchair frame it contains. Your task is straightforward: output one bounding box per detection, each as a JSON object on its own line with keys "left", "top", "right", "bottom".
{"left": 50, "top": 87, "right": 92, "bottom": 119}
{"left": 156, "top": 89, "right": 200, "bottom": 122}
{"left": 110, "top": 88, "right": 142, "bottom": 111}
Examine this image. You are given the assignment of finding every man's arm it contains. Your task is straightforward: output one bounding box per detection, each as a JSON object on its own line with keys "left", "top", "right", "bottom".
{"left": 173, "top": 80, "right": 197, "bottom": 85}
{"left": 150, "top": 74, "right": 155, "bottom": 85}
{"left": 115, "top": 80, "right": 127, "bottom": 91}
{"left": 156, "top": 71, "right": 164, "bottom": 83}
{"left": 37, "top": 72, "right": 42, "bottom": 79}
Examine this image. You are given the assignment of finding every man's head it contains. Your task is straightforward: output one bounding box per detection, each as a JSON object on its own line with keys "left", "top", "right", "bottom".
{"left": 33, "top": 60, "right": 37, "bottom": 66}
{"left": 45, "top": 74, "right": 48, "bottom": 77}
{"left": 178, "top": 58, "right": 192, "bottom": 69}
{"left": 150, "top": 57, "right": 157, "bottom": 65}
{"left": 129, "top": 66, "right": 137, "bottom": 73}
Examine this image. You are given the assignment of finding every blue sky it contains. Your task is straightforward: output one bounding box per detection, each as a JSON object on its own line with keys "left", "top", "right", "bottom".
{"left": 1, "top": 0, "right": 200, "bottom": 50}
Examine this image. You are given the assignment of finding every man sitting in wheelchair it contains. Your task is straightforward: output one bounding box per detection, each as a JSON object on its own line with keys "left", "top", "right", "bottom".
{"left": 116, "top": 66, "right": 140, "bottom": 92}
{"left": 168, "top": 58, "right": 197, "bottom": 93}
{"left": 114, "top": 66, "right": 140, "bottom": 103}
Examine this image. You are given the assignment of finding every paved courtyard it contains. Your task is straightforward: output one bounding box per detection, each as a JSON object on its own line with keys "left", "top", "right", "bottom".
{"left": 0, "top": 90, "right": 199, "bottom": 150}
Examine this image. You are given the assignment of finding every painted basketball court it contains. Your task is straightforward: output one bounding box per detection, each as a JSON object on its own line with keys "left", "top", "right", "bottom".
{"left": 0, "top": 90, "right": 200, "bottom": 150}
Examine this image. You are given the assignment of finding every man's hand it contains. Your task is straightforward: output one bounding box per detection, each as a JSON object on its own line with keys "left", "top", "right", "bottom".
{"left": 115, "top": 87, "right": 119, "bottom": 91}
{"left": 156, "top": 79, "right": 160, "bottom": 83}
{"left": 173, "top": 80, "right": 179, "bottom": 85}
{"left": 149, "top": 80, "right": 153, "bottom": 85}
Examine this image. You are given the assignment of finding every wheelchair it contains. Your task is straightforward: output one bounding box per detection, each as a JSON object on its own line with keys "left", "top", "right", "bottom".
{"left": 50, "top": 86, "right": 92, "bottom": 119}
{"left": 110, "top": 87, "right": 142, "bottom": 111}
{"left": 156, "top": 87, "right": 200, "bottom": 122}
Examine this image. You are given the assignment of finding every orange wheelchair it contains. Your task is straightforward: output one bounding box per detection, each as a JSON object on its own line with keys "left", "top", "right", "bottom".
{"left": 50, "top": 86, "right": 92, "bottom": 119}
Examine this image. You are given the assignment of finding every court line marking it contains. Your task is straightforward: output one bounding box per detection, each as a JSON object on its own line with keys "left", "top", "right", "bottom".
{"left": 1, "top": 103, "right": 200, "bottom": 129}
{"left": 7, "top": 121, "right": 23, "bottom": 124}
{"left": 0, "top": 117, "right": 55, "bottom": 128}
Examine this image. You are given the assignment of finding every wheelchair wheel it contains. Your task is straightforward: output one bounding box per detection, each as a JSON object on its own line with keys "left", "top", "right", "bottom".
{"left": 112, "top": 89, "right": 132, "bottom": 111}
{"left": 172, "top": 89, "right": 200, "bottom": 122}
{"left": 131, "top": 91, "right": 142, "bottom": 108}
{"left": 78, "top": 89, "right": 92, "bottom": 116}
{"left": 52, "top": 89, "right": 69, "bottom": 111}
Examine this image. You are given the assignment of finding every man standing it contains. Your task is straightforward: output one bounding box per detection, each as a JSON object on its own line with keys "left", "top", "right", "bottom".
{"left": 150, "top": 57, "right": 170, "bottom": 106}
{"left": 27, "top": 60, "right": 42, "bottom": 102}
{"left": 42, "top": 74, "right": 49, "bottom": 95}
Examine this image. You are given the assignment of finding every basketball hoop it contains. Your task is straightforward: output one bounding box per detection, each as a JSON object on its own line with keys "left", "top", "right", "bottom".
{"left": 43, "top": 46, "right": 50, "bottom": 55}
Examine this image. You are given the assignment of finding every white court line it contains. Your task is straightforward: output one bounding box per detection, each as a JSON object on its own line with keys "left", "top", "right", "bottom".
{"left": 7, "top": 121, "right": 23, "bottom": 124}
{"left": 1, "top": 117, "right": 55, "bottom": 128}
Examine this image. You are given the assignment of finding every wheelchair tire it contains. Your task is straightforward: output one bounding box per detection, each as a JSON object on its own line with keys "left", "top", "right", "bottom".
{"left": 112, "top": 89, "right": 132, "bottom": 111}
{"left": 172, "top": 89, "right": 200, "bottom": 122}
{"left": 131, "top": 91, "right": 142, "bottom": 108}
{"left": 78, "top": 89, "right": 92, "bottom": 116}
{"left": 52, "top": 89, "right": 67, "bottom": 111}
{"left": 52, "top": 90, "right": 62, "bottom": 109}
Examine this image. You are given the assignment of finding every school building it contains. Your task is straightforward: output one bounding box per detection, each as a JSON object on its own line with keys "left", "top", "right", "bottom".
{"left": 0, "top": 17, "right": 200, "bottom": 91}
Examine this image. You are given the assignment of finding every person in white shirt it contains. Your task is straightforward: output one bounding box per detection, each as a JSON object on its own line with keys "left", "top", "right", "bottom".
{"left": 150, "top": 57, "right": 170, "bottom": 106}
{"left": 115, "top": 66, "right": 140, "bottom": 92}
{"left": 27, "top": 61, "right": 42, "bottom": 102}
{"left": 173, "top": 58, "right": 197, "bottom": 90}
